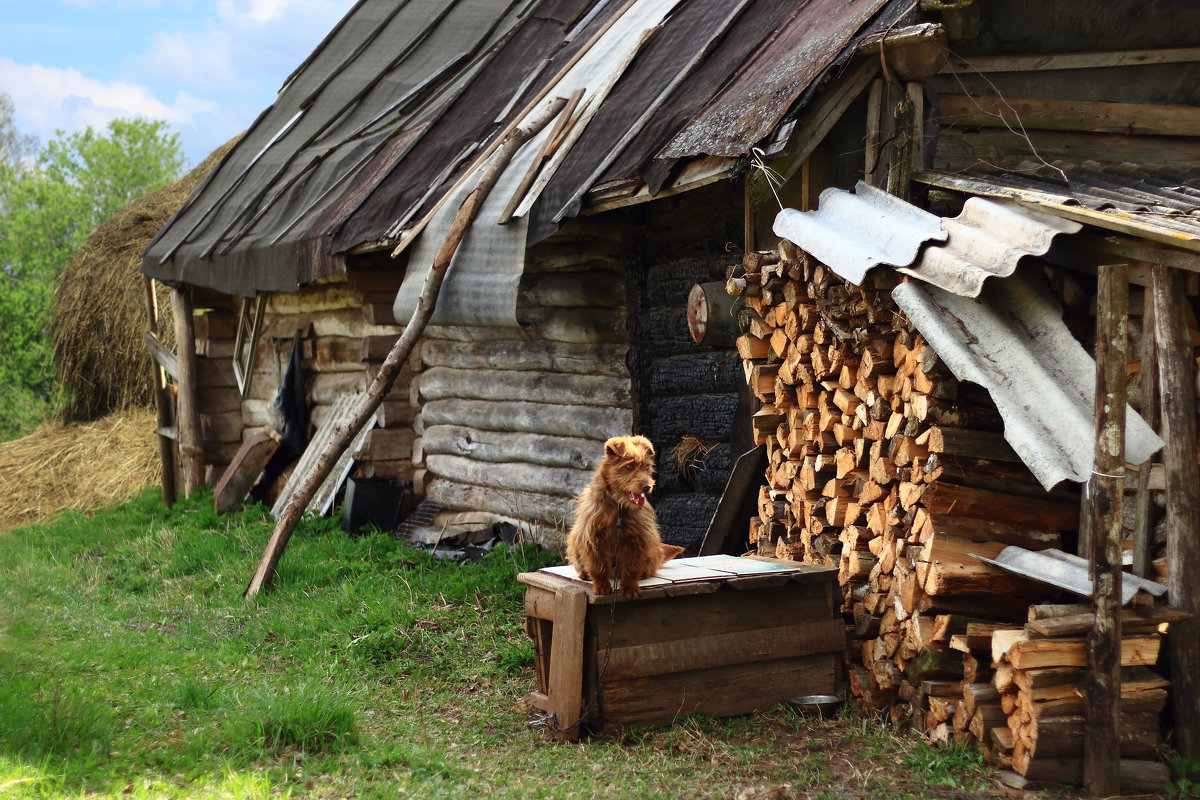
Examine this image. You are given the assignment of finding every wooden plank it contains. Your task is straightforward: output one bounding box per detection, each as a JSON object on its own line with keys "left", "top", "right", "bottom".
{"left": 603, "top": 618, "right": 844, "bottom": 680}
{"left": 592, "top": 583, "right": 836, "bottom": 650}
{"left": 939, "top": 95, "right": 1200, "bottom": 137}
{"left": 942, "top": 46, "right": 1200, "bottom": 74}
{"left": 143, "top": 330, "right": 179, "bottom": 380}
{"left": 548, "top": 585, "right": 587, "bottom": 740}
{"left": 597, "top": 652, "right": 838, "bottom": 728}
{"left": 524, "top": 586, "right": 556, "bottom": 622}
{"left": 1152, "top": 264, "right": 1200, "bottom": 757}
{"left": 212, "top": 430, "right": 282, "bottom": 513}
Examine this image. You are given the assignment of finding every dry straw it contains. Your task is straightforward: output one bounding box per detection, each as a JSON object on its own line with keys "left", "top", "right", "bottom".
{"left": 52, "top": 136, "right": 240, "bottom": 422}
{"left": 0, "top": 407, "right": 160, "bottom": 532}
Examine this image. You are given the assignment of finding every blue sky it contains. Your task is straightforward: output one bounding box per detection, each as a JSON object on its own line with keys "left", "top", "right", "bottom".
{"left": 0, "top": 0, "right": 357, "bottom": 166}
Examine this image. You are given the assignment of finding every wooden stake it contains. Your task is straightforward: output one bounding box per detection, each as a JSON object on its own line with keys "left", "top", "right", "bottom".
{"left": 171, "top": 286, "right": 204, "bottom": 497}
{"left": 243, "top": 95, "right": 568, "bottom": 600}
{"left": 1084, "top": 262, "right": 1126, "bottom": 796}
{"left": 1151, "top": 263, "right": 1200, "bottom": 759}
{"left": 143, "top": 278, "right": 176, "bottom": 506}
{"left": 1132, "top": 301, "right": 1158, "bottom": 579}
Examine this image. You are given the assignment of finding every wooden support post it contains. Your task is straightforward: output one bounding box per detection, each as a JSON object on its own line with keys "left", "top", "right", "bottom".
{"left": 1132, "top": 301, "right": 1158, "bottom": 579}
{"left": 143, "top": 278, "right": 176, "bottom": 506}
{"left": 171, "top": 286, "right": 204, "bottom": 497}
{"left": 1085, "top": 262, "right": 1126, "bottom": 796}
{"left": 1152, "top": 264, "right": 1200, "bottom": 758}
{"left": 548, "top": 585, "right": 587, "bottom": 741}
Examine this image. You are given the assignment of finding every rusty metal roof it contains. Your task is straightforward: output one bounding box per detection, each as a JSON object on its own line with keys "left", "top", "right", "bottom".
{"left": 915, "top": 168, "right": 1200, "bottom": 254}
{"left": 894, "top": 271, "right": 1163, "bottom": 489}
{"left": 142, "top": 0, "right": 900, "bottom": 297}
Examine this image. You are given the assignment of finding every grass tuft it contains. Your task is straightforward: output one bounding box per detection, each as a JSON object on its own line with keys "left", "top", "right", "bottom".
{"left": 232, "top": 681, "right": 358, "bottom": 754}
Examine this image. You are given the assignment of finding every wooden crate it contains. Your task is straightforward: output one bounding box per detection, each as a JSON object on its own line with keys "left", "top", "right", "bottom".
{"left": 517, "top": 556, "right": 843, "bottom": 740}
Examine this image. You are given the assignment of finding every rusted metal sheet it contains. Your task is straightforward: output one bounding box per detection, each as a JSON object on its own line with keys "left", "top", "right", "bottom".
{"left": 915, "top": 168, "right": 1200, "bottom": 254}
{"left": 892, "top": 271, "right": 1163, "bottom": 491}
{"left": 772, "top": 181, "right": 946, "bottom": 286}
{"left": 908, "top": 197, "right": 1082, "bottom": 297}
{"left": 660, "top": 0, "right": 887, "bottom": 158}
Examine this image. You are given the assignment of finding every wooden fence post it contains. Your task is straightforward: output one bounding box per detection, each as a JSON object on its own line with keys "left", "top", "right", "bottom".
{"left": 171, "top": 286, "right": 204, "bottom": 496}
{"left": 1084, "top": 262, "right": 1126, "bottom": 796}
{"left": 1151, "top": 264, "right": 1200, "bottom": 759}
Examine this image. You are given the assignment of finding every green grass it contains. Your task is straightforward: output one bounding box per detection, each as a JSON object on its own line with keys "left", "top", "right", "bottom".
{"left": 0, "top": 488, "right": 1009, "bottom": 799}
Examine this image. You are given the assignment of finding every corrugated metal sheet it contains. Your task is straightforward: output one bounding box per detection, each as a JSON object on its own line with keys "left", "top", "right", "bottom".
{"left": 892, "top": 271, "right": 1163, "bottom": 490}
{"left": 772, "top": 181, "right": 946, "bottom": 286}
{"left": 773, "top": 186, "right": 1082, "bottom": 296}
{"left": 916, "top": 168, "right": 1200, "bottom": 254}
{"left": 907, "top": 197, "right": 1082, "bottom": 297}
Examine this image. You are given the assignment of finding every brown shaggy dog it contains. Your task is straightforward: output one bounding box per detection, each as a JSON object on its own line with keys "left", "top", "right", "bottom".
{"left": 566, "top": 435, "right": 684, "bottom": 598}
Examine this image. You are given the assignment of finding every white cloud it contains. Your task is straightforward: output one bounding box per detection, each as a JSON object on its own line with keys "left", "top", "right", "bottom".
{"left": 129, "top": 0, "right": 355, "bottom": 95}
{"left": 0, "top": 57, "right": 218, "bottom": 142}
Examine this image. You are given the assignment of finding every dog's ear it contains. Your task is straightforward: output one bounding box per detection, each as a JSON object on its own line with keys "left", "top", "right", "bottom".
{"left": 605, "top": 437, "right": 626, "bottom": 459}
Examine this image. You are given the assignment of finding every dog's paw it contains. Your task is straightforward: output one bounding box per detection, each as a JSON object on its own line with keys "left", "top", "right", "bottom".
{"left": 591, "top": 578, "right": 612, "bottom": 596}
{"left": 619, "top": 580, "right": 641, "bottom": 599}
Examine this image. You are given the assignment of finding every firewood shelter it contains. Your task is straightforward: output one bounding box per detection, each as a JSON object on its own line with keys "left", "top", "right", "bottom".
{"left": 137, "top": 0, "right": 1200, "bottom": 791}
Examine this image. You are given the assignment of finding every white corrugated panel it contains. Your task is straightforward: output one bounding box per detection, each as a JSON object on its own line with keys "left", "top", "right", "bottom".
{"left": 905, "top": 197, "right": 1082, "bottom": 297}
{"left": 772, "top": 181, "right": 946, "bottom": 285}
{"left": 893, "top": 271, "right": 1163, "bottom": 490}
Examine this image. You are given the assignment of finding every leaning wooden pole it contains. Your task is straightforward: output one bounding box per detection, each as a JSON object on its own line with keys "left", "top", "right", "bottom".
{"left": 1084, "top": 262, "right": 1127, "bottom": 796}
{"left": 1151, "top": 263, "right": 1200, "bottom": 759}
{"left": 144, "top": 278, "right": 177, "bottom": 506}
{"left": 243, "top": 96, "right": 568, "bottom": 600}
{"left": 171, "top": 286, "right": 205, "bottom": 496}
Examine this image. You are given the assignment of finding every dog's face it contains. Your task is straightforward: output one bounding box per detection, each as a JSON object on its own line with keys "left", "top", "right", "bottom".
{"left": 600, "top": 435, "right": 655, "bottom": 509}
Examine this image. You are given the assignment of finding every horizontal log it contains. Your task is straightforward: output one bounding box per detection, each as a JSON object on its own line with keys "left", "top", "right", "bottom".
{"left": 603, "top": 618, "right": 845, "bottom": 680}
{"left": 920, "top": 483, "right": 1080, "bottom": 531}
{"left": 354, "top": 428, "right": 414, "bottom": 462}
{"left": 517, "top": 307, "right": 627, "bottom": 344}
{"left": 425, "top": 454, "right": 591, "bottom": 499}
{"left": 419, "top": 338, "right": 629, "bottom": 377}
{"left": 518, "top": 270, "right": 624, "bottom": 308}
{"left": 939, "top": 95, "right": 1200, "bottom": 137}
{"left": 416, "top": 366, "right": 631, "bottom": 408}
{"left": 420, "top": 398, "right": 631, "bottom": 440}
{"left": 1003, "top": 634, "right": 1162, "bottom": 670}
{"left": 424, "top": 477, "right": 575, "bottom": 535}
{"left": 421, "top": 425, "right": 600, "bottom": 470}
{"left": 916, "top": 512, "right": 1062, "bottom": 550}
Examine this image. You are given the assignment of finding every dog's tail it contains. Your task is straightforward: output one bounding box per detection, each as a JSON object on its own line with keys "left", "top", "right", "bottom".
{"left": 660, "top": 544, "right": 685, "bottom": 561}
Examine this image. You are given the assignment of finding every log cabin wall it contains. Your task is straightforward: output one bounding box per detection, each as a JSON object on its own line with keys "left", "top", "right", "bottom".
{"left": 410, "top": 218, "right": 633, "bottom": 550}
{"left": 189, "top": 260, "right": 413, "bottom": 490}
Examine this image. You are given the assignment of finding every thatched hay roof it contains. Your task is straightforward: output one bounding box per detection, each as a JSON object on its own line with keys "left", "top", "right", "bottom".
{"left": 52, "top": 137, "right": 239, "bottom": 422}
{"left": 0, "top": 407, "right": 160, "bottom": 533}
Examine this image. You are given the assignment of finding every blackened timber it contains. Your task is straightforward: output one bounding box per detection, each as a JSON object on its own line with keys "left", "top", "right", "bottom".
{"left": 1085, "top": 262, "right": 1126, "bottom": 796}
{"left": 1152, "top": 264, "right": 1200, "bottom": 759}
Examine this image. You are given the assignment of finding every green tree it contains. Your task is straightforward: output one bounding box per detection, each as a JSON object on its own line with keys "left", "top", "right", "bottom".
{"left": 0, "top": 103, "right": 185, "bottom": 440}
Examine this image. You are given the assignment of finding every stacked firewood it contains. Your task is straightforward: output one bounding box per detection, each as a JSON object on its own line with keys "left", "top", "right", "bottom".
{"left": 985, "top": 604, "right": 1173, "bottom": 790}
{"left": 726, "top": 243, "right": 1086, "bottom": 732}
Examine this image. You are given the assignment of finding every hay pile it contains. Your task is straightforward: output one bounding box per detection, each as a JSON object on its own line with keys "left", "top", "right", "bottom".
{"left": 52, "top": 137, "right": 240, "bottom": 422}
{"left": 0, "top": 407, "right": 160, "bottom": 532}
